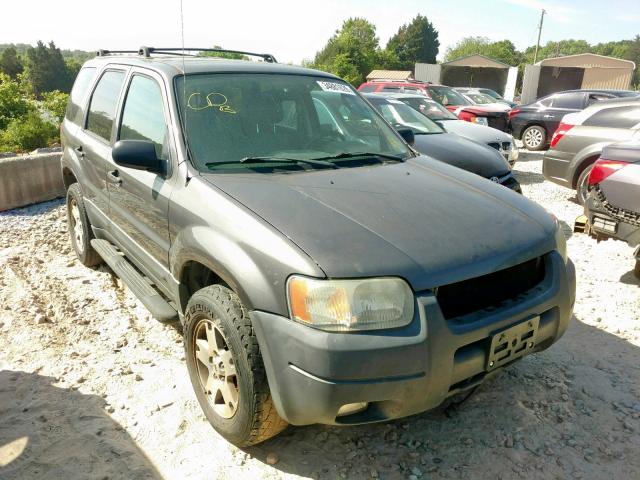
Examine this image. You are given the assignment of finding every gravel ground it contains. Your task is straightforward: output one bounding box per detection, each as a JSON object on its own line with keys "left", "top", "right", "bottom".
{"left": 1, "top": 152, "right": 639, "bottom": 480}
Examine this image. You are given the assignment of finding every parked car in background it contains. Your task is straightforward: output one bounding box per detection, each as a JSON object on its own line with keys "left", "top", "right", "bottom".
{"left": 357, "top": 81, "right": 510, "bottom": 132}
{"left": 583, "top": 142, "right": 640, "bottom": 277}
{"left": 455, "top": 89, "right": 512, "bottom": 112}
{"left": 363, "top": 94, "right": 521, "bottom": 192}
{"left": 456, "top": 87, "right": 517, "bottom": 108}
{"left": 510, "top": 89, "right": 637, "bottom": 151}
{"left": 377, "top": 93, "right": 518, "bottom": 165}
{"left": 542, "top": 98, "right": 640, "bottom": 204}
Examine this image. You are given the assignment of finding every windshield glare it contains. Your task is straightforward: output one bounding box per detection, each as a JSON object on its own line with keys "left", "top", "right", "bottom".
{"left": 175, "top": 74, "right": 411, "bottom": 170}
{"left": 428, "top": 86, "right": 470, "bottom": 106}
{"left": 402, "top": 98, "right": 458, "bottom": 121}
{"left": 466, "top": 93, "right": 494, "bottom": 105}
{"left": 372, "top": 100, "right": 443, "bottom": 134}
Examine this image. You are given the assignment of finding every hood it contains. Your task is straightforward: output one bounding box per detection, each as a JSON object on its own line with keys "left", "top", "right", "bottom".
{"left": 201, "top": 159, "right": 557, "bottom": 291}
{"left": 437, "top": 120, "right": 512, "bottom": 145}
{"left": 412, "top": 133, "right": 511, "bottom": 178}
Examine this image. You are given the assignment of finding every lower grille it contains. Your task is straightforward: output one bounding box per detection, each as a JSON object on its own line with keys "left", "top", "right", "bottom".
{"left": 594, "top": 187, "right": 640, "bottom": 227}
{"left": 436, "top": 256, "right": 546, "bottom": 320}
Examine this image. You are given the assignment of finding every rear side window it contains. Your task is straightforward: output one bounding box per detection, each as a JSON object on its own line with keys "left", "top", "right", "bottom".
{"left": 119, "top": 75, "right": 168, "bottom": 158}
{"left": 65, "top": 67, "right": 97, "bottom": 124}
{"left": 86, "top": 70, "right": 125, "bottom": 141}
{"left": 583, "top": 105, "right": 640, "bottom": 129}
{"left": 382, "top": 86, "right": 402, "bottom": 92}
{"left": 358, "top": 84, "right": 376, "bottom": 93}
{"left": 551, "top": 93, "right": 584, "bottom": 109}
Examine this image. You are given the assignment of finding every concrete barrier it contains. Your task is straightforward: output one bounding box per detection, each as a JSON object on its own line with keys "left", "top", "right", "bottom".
{"left": 0, "top": 151, "right": 64, "bottom": 212}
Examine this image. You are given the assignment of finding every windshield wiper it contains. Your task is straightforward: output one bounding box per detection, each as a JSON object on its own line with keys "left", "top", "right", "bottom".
{"left": 312, "top": 152, "right": 406, "bottom": 162}
{"left": 205, "top": 156, "right": 337, "bottom": 169}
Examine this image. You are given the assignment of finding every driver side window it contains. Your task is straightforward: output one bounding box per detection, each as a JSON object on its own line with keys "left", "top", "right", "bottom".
{"left": 119, "top": 75, "right": 169, "bottom": 160}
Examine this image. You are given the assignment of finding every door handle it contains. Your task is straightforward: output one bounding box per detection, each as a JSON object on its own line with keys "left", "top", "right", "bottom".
{"left": 543, "top": 114, "right": 555, "bottom": 118}
{"left": 75, "top": 146, "right": 85, "bottom": 157}
{"left": 107, "top": 170, "right": 122, "bottom": 186}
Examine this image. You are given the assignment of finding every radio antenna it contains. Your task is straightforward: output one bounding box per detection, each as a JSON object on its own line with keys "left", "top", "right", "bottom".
{"left": 179, "top": 0, "right": 189, "bottom": 170}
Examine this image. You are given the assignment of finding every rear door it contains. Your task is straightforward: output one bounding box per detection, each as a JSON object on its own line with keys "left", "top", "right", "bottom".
{"left": 75, "top": 68, "right": 128, "bottom": 226}
{"left": 543, "top": 92, "right": 586, "bottom": 133}
{"left": 106, "top": 68, "right": 175, "bottom": 286}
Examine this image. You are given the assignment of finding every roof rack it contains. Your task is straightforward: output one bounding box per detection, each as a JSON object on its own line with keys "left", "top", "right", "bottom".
{"left": 96, "top": 46, "right": 277, "bottom": 63}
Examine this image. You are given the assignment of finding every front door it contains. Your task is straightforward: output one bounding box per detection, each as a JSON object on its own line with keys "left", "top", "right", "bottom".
{"left": 106, "top": 69, "right": 175, "bottom": 288}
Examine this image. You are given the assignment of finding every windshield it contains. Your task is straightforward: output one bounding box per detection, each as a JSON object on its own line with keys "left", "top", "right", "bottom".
{"left": 400, "top": 97, "right": 458, "bottom": 121}
{"left": 481, "top": 89, "right": 502, "bottom": 100}
{"left": 465, "top": 93, "right": 495, "bottom": 105}
{"left": 175, "top": 74, "right": 411, "bottom": 171}
{"left": 369, "top": 99, "right": 443, "bottom": 134}
{"left": 428, "top": 86, "right": 470, "bottom": 107}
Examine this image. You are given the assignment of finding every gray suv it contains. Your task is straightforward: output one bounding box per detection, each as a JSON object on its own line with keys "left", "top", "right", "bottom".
{"left": 61, "top": 48, "right": 576, "bottom": 447}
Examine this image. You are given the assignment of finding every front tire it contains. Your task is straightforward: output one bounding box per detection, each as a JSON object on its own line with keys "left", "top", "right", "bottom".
{"left": 184, "top": 285, "right": 287, "bottom": 446}
{"left": 66, "top": 183, "right": 102, "bottom": 267}
{"left": 522, "top": 125, "right": 547, "bottom": 151}
{"left": 576, "top": 165, "right": 594, "bottom": 206}
{"left": 634, "top": 259, "right": 640, "bottom": 279}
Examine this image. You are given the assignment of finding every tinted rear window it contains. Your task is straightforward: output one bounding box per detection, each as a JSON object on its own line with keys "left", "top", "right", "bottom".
{"left": 65, "top": 67, "right": 97, "bottom": 124}
{"left": 583, "top": 105, "right": 640, "bottom": 129}
{"left": 551, "top": 92, "right": 584, "bottom": 109}
{"left": 86, "top": 70, "right": 125, "bottom": 141}
{"left": 358, "top": 84, "right": 376, "bottom": 93}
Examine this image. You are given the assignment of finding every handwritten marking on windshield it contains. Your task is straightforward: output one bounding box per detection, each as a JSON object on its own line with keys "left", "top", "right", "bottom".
{"left": 187, "top": 92, "right": 237, "bottom": 114}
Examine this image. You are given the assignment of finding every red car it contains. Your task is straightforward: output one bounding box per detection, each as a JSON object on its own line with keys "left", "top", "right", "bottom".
{"left": 358, "top": 80, "right": 510, "bottom": 132}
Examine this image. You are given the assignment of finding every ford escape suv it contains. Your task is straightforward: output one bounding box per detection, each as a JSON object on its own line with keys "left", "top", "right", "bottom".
{"left": 61, "top": 47, "right": 576, "bottom": 447}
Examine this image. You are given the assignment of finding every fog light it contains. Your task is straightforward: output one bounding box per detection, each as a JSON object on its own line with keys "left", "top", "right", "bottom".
{"left": 336, "top": 402, "right": 368, "bottom": 417}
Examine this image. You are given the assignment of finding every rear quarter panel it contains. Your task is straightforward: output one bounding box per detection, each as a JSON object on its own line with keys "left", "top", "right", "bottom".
{"left": 560, "top": 126, "right": 637, "bottom": 186}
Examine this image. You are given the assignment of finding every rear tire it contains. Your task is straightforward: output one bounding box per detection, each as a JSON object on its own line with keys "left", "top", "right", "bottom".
{"left": 576, "top": 165, "right": 594, "bottom": 206}
{"left": 66, "top": 183, "right": 102, "bottom": 267}
{"left": 184, "top": 285, "right": 287, "bottom": 446}
{"left": 522, "top": 125, "right": 547, "bottom": 151}
{"left": 634, "top": 260, "right": 640, "bottom": 279}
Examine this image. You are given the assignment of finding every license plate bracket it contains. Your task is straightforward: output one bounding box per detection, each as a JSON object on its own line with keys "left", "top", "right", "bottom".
{"left": 486, "top": 317, "right": 539, "bottom": 371}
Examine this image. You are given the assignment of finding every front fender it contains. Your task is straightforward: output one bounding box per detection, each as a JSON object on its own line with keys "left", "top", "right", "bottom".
{"left": 170, "top": 224, "right": 324, "bottom": 316}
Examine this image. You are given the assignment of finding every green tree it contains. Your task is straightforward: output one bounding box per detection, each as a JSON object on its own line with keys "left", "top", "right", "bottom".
{"left": 24, "top": 41, "right": 73, "bottom": 97}
{"left": 0, "top": 47, "right": 24, "bottom": 79}
{"left": 522, "top": 39, "right": 591, "bottom": 63}
{"left": 311, "top": 18, "right": 381, "bottom": 86}
{"left": 385, "top": 14, "right": 439, "bottom": 69}
{"left": 42, "top": 90, "right": 69, "bottom": 124}
{"left": 623, "top": 35, "right": 640, "bottom": 87}
{"left": 200, "top": 45, "right": 248, "bottom": 60}
{"left": 0, "top": 111, "right": 57, "bottom": 152}
{"left": 0, "top": 73, "right": 32, "bottom": 130}
{"left": 444, "top": 37, "right": 492, "bottom": 62}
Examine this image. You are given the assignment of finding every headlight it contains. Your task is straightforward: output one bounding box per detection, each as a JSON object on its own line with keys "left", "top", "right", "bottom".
{"left": 552, "top": 216, "right": 568, "bottom": 262}
{"left": 287, "top": 276, "right": 414, "bottom": 332}
{"left": 508, "top": 145, "right": 519, "bottom": 161}
{"left": 471, "top": 116, "right": 488, "bottom": 126}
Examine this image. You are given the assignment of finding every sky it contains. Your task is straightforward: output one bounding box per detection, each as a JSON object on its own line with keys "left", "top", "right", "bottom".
{"left": 1, "top": 0, "right": 639, "bottom": 63}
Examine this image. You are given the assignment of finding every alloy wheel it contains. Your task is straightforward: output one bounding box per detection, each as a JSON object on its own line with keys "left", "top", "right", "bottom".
{"left": 192, "top": 319, "right": 239, "bottom": 419}
{"left": 70, "top": 201, "right": 85, "bottom": 254}
{"left": 524, "top": 128, "right": 543, "bottom": 149}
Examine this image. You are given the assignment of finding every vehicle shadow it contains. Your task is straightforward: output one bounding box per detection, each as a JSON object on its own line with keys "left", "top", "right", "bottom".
{"left": 513, "top": 169, "right": 546, "bottom": 185}
{"left": 248, "top": 314, "right": 640, "bottom": 479}
{"left": 515, "top": 150, "right": 547, "bottom": 163}
{"left": 0, "top": 198, "right": 63, "bottom": 218}
{"left": 0, "top": 371, "right": 163, "bottom": 480}
{"left": 620, "top": 268, "right": 639, "bottom": 286}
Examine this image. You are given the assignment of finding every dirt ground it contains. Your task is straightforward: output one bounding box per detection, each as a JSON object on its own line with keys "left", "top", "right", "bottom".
{"left": 1, "top": 152, "right": 639, "bottom": 480}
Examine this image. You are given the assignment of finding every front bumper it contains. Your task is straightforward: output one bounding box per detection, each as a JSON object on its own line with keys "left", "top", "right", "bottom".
{"left": 252, "top": 252, "right": 575, "bottom": 426}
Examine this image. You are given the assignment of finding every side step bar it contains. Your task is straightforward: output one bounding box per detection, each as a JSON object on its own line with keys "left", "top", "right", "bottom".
{"left": 91, "top": 239, "right": 178, "bottom": 322}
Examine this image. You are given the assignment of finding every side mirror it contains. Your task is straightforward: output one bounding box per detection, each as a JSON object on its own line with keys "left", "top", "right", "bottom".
{"left": 112, "top": 140, "right": 165, "bottom": 174}
{"left": 397, "top": 128, "right": 415, "bottom": 146}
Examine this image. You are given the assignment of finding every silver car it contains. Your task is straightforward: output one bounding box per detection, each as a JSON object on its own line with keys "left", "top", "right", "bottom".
{"left": 583, "top": 141, "right": 640, "bottom": 277}
{"left": 377, "top": 93, "right": 519, "bottom": 165}
{"left": 542, "top": 98, "right": 640, "bottom": 204}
